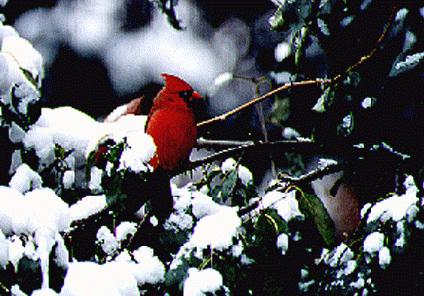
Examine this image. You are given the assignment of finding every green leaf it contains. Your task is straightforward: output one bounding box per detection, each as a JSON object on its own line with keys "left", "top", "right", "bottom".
{"left": 295, "top": 27, "right": 309, "bottom": 66}
{"left": 17, "top": 256, "right": 41, "bottom": 294}
{"left": 312, "top": 86, "right": 335, "bottom": 113}
{"left": 54, "top": 144, "right": 66, "bottom": 159}
{"left": 211, "top": 170, "right": 238, "bottom": 201}
{"left": 269, "top": 96, "right": 290, "bottom": 126}
{"left": 254, "top": 209, "right": 288, "bottom": 243}
{"left": 298, "top": 192, "right": 335, "bottom": 246}
{"left": 265, "top": 209, "right": 290, "bottom": 234}
{"left": 165, "top": 258, "right": 189, "bottom": 287}
{"left": 269, "top": 6, "right": 286, "bottom": 31}
{"left": 20, "top": 68, "right": 38, "bottom": 88}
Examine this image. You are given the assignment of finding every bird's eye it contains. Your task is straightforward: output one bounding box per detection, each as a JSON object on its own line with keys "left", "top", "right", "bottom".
{"left": 179, "top": 90, "right": 193, "bottom": 101}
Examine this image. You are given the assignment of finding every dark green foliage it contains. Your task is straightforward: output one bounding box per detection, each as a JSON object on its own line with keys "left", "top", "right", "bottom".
{"left": 298, "top": 191, "right": 335, "bottom": 246}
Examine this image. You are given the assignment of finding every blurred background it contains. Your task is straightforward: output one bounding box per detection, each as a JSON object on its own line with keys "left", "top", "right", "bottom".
{"left": 5, "top": 0, "right": 280, "bottom": 122}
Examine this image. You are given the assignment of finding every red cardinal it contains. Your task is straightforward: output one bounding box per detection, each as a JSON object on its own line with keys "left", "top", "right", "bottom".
{"left": 97, "top": 74, "right": 202, "bottom": 223}
{"left": 146, "top": 73, "right": 202, "bottom": 172}
{"left": 144, "top": 74, "right": 202, "bottom": 222}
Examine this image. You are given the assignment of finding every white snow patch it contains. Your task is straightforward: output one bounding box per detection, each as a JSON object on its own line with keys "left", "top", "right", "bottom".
{"left": 275, "top": 41, "right": 291, "bottom": 62}
{"left": 363, "top": 232, "right": 384, "bottom": 254}
{"left": 166, "top": 212, "right": 193, "bottom": 230}
{"left": 378, "top": 246, "right": 391, "bottom": 268}
{"left": 183, "top": 268, "right": 223, "bottom": 296}
{"left": 344, "top": 260, "right": 357, "bottom": 276}
{"left": 23, "top": 107, "right": 100, "bottom": 166}
{"left": 96, "top": 226, "right": 119, "bottom": 256}
{"left": 238, "top": 165, "right": 253, "bottom": 186}
{"left": 0, "top": 229, "right": 9, "bottom": 269}
{"left": 118, "top": 131, "right": 156, "bottom": 173}
{"left": 367, "top": 185, "right": 418, "bottom": 224}
{"left": 221, "top": 158, "right": 237, "bottom": 173}
{"left": 31, "top": 288, "right": 58, "bottom": 296}
{"left": 192, "top": 191, "right": 224, "bottom": 219}
{"left": 9, "top": 121, "right": 26, "bottom": 143}
{"left": 24, "top": 188, "right": 70, "bottom": 234}
{"left": 11, "top": 285, "right": 27, "bottom": 296}
{"left": 62, "top": 170, "right": 75, "bottom": 189}
{"left": 276, "top": 233, "right": 289, "bottom": 255}
{"left": 1, "top": 35, "right": 43, "bottom": 79}
{"left": 69, "top": 195, "right": 107, "bottom": 222}
{"left": 191, "top": 207, "right": 240, "bottom": 251}
{"left": 0, "top": 52, "right": 30, "bottom": 95}
{"left": 131, "top": 246, "right": 165, "bottom": 285}
{"left": 0, "top": 187, "right": 69, "bottom": 235}
{"left": 9, "top": 164, "right": 42, "bottom": 193}
{"left": 350, "top": 276, "right": 365, "bottom": 289}
{"left": 88, "top": 167, "right": 103, "bottom": 192}
{"left": 115, "top": 221, "right": 137, "bottom": 242}
{"left": 8, "top": 235, "right": 24, "bottom": 270}
{"left": 262, "top": 190, "right": 303, "bottom": 222}
{"left": 60, "top": 261, "right": 139, "bottom": 296}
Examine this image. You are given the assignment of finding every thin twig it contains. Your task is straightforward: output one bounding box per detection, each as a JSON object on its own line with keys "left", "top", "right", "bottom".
{"left": 279, "top": 163, "right": 344, "bottom": 186}
{"left": 332, "top": 4, "right": 398, "bottom": 83}
{"left": 197, "top": 138, "right": 254, "bottom": 148}
{"left": 180, "top": 139, "right": 315, "bottom": 175}
{"left": 197, "top": 79, "right": 328, "bottom": 127}
{"left": 238, "top": 163, "right": 344, "bottom": 216}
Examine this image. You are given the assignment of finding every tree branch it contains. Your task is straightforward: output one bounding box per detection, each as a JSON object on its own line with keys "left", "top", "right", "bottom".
{"left": 238, "top": 162, "right": 344, "bottom": 216}
{"left": 197, "top": 138, "right": 254, "bottom": 148}
{"left": 175, "top": 139, "right": 316, "bottom": 176}
{"left": 332, "top": 3, "right": 398, "bottom": 83}
{"left": 197, "top": 79, "right": 329, "bottom": 127}
{"left": 279, "top": 162, "right": 344, "bottom": 186}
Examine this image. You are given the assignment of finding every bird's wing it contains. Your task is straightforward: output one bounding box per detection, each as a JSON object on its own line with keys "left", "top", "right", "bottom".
{"left": 104, "top": 96, "right": 144, "bottom": 122}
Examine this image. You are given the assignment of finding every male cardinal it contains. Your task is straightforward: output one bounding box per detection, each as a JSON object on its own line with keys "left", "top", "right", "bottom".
{"left": 146, "top": 73, "right": 203, "bottom": 172}
{"left": 104, "top": 73, "right": 202, "bottom": 171}
{"left": 143, "top": 74, "right": 202, "bottom": 222}
{"left": 96, "top": 74, "right": 202, "bottom": 223}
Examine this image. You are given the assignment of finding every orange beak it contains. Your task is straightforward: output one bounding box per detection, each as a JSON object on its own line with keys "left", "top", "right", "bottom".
{"left": 191, "top": 91, "right": 203, "bottom": 100}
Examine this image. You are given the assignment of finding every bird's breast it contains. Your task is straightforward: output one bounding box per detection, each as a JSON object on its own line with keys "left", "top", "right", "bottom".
{"left": 146, "top": 108, "right": 197, "bottom": 171}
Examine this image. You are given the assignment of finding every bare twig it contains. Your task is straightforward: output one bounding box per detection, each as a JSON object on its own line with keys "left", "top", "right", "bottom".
{"left": 332, "top": 4, "right": 398, "bottom": 83}
{"left": 197, "top": 79, "right": 328, "bottom": 127}
{"left": 278, "top": 163, "right": 344, "bottom": 186}
{"left": 181, "top": 139, "right": 315, "bottom": 175}
{"left": 197, "top": 138, "right": 254, "bottom": 148}
{"left": 238, "top": 162, "right": 344, "bottom": 216}
{"left": 172, "top": 140, "right": 316, "bottom": 176}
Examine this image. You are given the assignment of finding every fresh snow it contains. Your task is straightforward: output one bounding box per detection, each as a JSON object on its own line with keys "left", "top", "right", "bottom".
{"left": 262, "top": 189, "right": 303, "bottom": 222}
{"left": 363, "top": 232, "right": 384, "bottom": 254}
{"left": 60, "top": 247, "right": 165, "bottom": 295}
{"left": 367, "top": 176, "right": 418, "bottom": 223}
{"left": 190, "top": 207, "right": 241, "bottom": 251}
{"left": 9, "top": 164, "right": 42, "bottom": 193}
{"left": 69, "top": 195, "right": 107, "bottom": 222}
{"left": 184, "top": 268, "right": 223, "bottom": 296}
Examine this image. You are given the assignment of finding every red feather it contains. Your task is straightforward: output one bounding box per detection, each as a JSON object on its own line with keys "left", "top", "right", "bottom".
{"left": 146, "top": 73, "right": 202, "bottom": 171}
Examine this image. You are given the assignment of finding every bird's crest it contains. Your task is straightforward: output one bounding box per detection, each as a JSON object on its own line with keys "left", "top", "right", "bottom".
{"left": 161, "top": 73, "right": 193, "bottom": 93}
